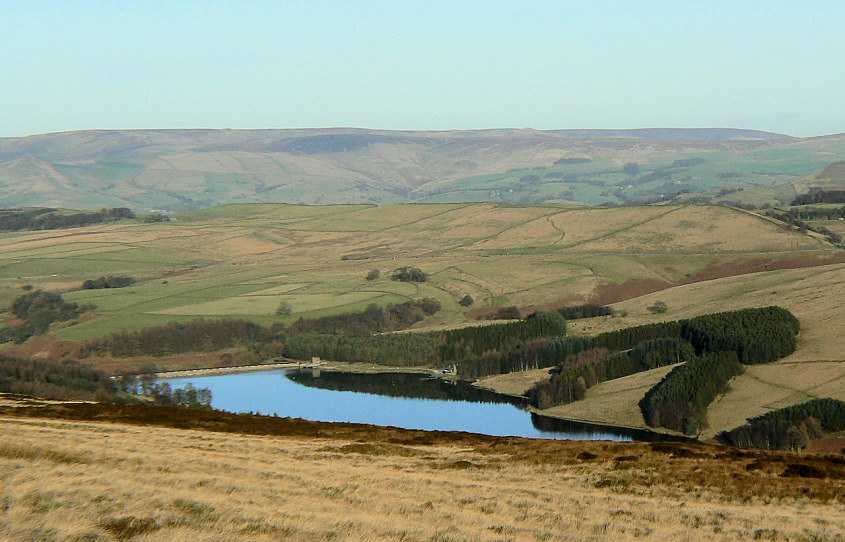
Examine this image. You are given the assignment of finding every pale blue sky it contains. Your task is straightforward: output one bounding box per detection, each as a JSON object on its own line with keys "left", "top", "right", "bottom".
{"left": 1, "top": 1, "right": 843, "bottom": 138}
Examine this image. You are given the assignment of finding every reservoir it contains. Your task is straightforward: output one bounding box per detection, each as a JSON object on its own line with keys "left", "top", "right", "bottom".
{"left": 161, "top": 369, "right": 663, "bottom": 441}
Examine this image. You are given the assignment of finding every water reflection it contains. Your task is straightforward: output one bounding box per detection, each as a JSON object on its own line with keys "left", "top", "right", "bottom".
{"left": 286, "top": 370, "right": 519, "bottom": 405}
{"left": 161, "top": 369, "right": 680, "bottom": 442}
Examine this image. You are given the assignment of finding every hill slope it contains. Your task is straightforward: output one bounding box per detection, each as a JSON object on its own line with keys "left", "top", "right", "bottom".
{"left": 3, "top": 128, "right": 843, "bottom": 211}
{"left": 675, "top": 155, "right": 845, "bottom": 208}
{"left": 0, "top": 202, "right": 839, "bottom": 349}
{"left": 2, "top": 400, "right": 844, "bottom": 541}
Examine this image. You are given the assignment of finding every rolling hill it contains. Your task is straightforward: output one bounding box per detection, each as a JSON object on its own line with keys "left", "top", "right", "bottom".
{"left": 0, "top": 202, "right": 840, "bottom": 353}
{"left": 0, "top": 201, "right": 843, "bottom": 448}
{"left": 676, "top": 159, "right": 845, "bottom": 208}
{"left": 3, "top": 128, "right": 845, "bottom": 211}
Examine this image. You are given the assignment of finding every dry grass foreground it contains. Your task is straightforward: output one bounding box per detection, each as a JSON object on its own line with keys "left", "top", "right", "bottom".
{"left": 1, "top": 398, "right": 845, "bottom": 542}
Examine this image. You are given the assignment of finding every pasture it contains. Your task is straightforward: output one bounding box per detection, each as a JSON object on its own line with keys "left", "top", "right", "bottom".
{"left": 0, "top": 203, "right": 837, "bottom": 347}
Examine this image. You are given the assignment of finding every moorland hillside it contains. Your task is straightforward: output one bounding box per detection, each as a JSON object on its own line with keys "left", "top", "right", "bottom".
{"left": 3, "top": 128, "right": 845, "bottom": 210}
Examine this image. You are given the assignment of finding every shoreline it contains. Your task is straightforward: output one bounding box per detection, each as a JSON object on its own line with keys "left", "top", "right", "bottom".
{"left": 154, "top": 360, "right": 687, "bottom": 441}
{"left": 154, "top": 360, "right": 438, "bottom": 380}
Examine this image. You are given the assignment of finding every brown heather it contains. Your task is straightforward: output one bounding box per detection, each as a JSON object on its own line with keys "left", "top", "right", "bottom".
{"left": 0, "top": 396, "right": 844, "bottom": 541}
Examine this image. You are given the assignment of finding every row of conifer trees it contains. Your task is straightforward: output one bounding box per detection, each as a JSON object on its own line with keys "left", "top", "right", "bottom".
{"left": 526, "top": 307, "right": 800, "bottom": 430}
{"left": 720, "top": 398, "right": 845, "bottom": 451}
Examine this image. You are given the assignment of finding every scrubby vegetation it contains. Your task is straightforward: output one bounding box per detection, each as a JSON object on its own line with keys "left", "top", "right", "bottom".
{"left": 287, "top": 299, "right": 440, "bottom": 335}
{"left": 483, "top": 305, "right": 522, "bottom": 320}
{"left": 391, "top": 266, "right": 427, "bottom": 282}
{"left": 81, "top": 275, "right": 136, "bottom": 290}
{"left": 0, "top": 354, "right": 114, "bottom": 400}
{"left": 556, "top": 303, "right": 613, "bottom": 320}
{"left": 721, "top": 398, "right": 845, "bottom": 451}
{"left": 78, "top": 319, "right": 278, "bottom": 358}
{"left": 142, "top": 213, "right": 170, "bottom": 223}
{"left": 3, "top": 396, "right": 844, "bottom": 542}
{"left": 275, "top": 301, "right": 292, "bottom": 316}
{"left": 0, "top": 207, "right": 135, "bottom": 232}
{"left": 0, "top": 291, "right": 88, "bottom": 344}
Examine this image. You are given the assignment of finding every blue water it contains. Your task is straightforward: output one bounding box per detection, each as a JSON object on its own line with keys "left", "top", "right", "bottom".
{"left": 161, "top": 369, "right": 637, "bottom": 441}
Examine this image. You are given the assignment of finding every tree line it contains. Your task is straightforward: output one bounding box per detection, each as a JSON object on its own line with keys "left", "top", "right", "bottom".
{"left": 286, "top": 299, "right": 440, "bottom": 335}
{"left": 765, "top": 207, "right": 844, "bottom": 245}
{"left": 791, "top": 190, "right": 845, "bottom": 206}
{"left": 78, "top": 310, "right": 568, "bottom": 373}
{"left": 287, "top": 311, "right": 567, "bottom": 369}
{"left": 0, "top": 351, "right": 212, "bottom": 409}
{"left": 82, "top": 275, "right": 136, "bottom": 290}
{"left": 0, "top": 207, "right": 135, "bottom": 232}
{"left": 286, "top": 371, "right": 512, "bottom": 404}
{"left": 113, "top": 373, "right": 212, "bottom": 408}
{"left": 528, "top": 338, "right": 696, "bottom": 409}
{"left": 639, "top": 351, "right": 744, "bottom": 435}
{"left": 555, "top": 303, "right": 614, "bottom": 320}
{"left": 524, "top": 307, "right": 799, "bottom": 413}
{"left": 0, "top": 354, "right": 114, "bottom": 401}
{"left": 720, "top": 398, "right": 845, "bottom": 451}
{"left": 77, "top": 299, "right": 444, "bottom": 360}
{"left": 77, "top": 318, "right": 278, "bottom": 359}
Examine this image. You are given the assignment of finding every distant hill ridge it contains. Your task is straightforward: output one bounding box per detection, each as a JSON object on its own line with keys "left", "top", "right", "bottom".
{"left": 0, "top": 127, "right": 792, "bottom": 162}
{"left": 0, "top": 128, "right": 843, "bottom": 212}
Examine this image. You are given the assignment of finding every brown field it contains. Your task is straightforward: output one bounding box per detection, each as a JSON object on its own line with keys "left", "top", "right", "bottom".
{"left": 704, "top": 362, "right": 845, "bottom": 440}
{"left": 473, "top": 367, "right": 553, "bottom": 397}
{"left": 1, "top": 397, "right": 845, "bottom": 542}
{"left": 541, "top": 365, "right": 681, "bottom": 433}
{"left": 570, "top": 263, "right": 845, "bottom": 362}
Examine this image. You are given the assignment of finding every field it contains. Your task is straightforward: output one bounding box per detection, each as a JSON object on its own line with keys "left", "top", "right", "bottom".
{"left": 0, "top": 202, "right": 837, "bottom": 347}
{"left": 1, "top": 202, "right": 844, "bottom": 439}
{"left": 1, "top": 397, "right": 844, "bottom": 542}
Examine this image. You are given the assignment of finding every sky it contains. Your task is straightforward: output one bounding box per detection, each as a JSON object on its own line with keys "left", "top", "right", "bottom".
{"left": 1, "top": 1, "right": 843, "bottom": 138}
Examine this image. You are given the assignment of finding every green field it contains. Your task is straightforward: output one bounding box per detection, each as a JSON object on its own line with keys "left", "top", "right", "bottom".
{"left": 0, "top": 202, "right": 840, "bottom": 347}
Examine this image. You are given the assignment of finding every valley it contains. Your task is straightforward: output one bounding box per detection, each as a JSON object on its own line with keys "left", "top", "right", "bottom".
{"left": 1, "top": 201, "right": 843, "bottom": 442}
{"left": 3, "top": 128, "right": 845, "bottom": 210}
